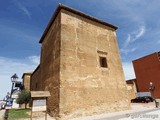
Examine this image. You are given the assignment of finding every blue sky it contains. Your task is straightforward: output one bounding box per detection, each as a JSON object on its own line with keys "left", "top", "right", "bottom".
{"left": 1, "top": 0, "right": 160, "bottom": 99}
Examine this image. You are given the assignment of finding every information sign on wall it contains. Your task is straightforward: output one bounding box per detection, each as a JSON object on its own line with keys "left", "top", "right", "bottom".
{"left": 31, "top": 91, "right": 50, "bottom": 120}
{"left": 32, "top": 99, "right": 46, "bottom": 112}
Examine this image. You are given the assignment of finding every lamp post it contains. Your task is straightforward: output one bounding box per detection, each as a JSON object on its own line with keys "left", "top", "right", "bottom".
{"left": 10, "top": 74, "right": 18, "bottom": 98}
{"left": 149, "top": 82, "right": 158, "bottom": 108}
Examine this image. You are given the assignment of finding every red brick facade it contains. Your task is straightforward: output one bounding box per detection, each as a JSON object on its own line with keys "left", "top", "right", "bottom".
{"left": 133, "top": 52, "right": 160, "bottom": 98}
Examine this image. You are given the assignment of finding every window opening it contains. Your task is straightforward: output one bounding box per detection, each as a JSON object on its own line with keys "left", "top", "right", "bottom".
{"left": 99, "top": 57, "right": 108, "bottom": 68}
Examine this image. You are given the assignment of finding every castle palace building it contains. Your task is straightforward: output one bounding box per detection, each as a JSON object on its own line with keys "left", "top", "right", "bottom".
{"left": 31, "top": 4, "right": 130, "bottom": 120}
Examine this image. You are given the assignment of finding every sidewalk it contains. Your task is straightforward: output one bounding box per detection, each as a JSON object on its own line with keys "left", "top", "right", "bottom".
{"left": 7, "top": 102, "right": 160, "bottom": 120}
{"left": 71, "top": 102, "right": 158, "bottom": 120}
{"left": 119, "top": 109, "right": 160, "bottom": 120}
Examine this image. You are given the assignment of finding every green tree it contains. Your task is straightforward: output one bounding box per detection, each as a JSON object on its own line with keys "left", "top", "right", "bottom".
{"left": 16, "top": 90, "right": 31, "bottom": 109}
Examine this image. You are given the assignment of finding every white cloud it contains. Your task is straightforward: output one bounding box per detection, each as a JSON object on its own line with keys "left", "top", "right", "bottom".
{"left": 15, "top": 1, "right": 31, "bottom": 19}
{"left": 0, "top": 56, "right": 39, "bottom": 99}
{"left": 121, "top": 47, "right": 137, "bottom": 55}
{"left": 132, "top": 26, "right": 145, "bottom": 42}
{"left": 120, "top": 26, "right": 146, "bottom": 55}
{"left": 28, "top": 56, "right": 40, "bottom": 65}
{"left": 122, "top": 62, "right": 135, "bottom": 80}
{"left": 123, "top": 34, "right": 131, "bottom": 48}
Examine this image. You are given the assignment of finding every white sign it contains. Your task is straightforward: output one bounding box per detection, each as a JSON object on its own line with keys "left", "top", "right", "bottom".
{"left": 32, "top": 99, "right": 46, "bottom": 112}
{"left": 11, "top": 94, "right": 18, "bottom": 99}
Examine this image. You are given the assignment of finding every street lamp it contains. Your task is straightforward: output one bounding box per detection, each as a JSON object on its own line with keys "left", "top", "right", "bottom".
{"left": 10, "top": 74, "right": 18, "bottom": 97}
{"left": 149, "top": 82, "right": 159, "bottom": 108}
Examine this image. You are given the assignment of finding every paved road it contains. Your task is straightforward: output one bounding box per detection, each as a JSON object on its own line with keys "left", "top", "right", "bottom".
{"left": 0, "top": 110, "right": 5, "bottom": 120}
{"left": 98, "top": 109, "right": 160, "bottom": 120}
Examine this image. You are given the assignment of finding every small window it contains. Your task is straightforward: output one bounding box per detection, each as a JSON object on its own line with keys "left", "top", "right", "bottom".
{"left": 99, "top": 57, "right": 108, "bottom": 68}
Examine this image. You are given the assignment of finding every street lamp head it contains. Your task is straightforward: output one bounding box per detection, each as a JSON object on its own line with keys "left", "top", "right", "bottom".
{"left": 150, "top": 82, "right": 153, "bottom": 86}
{"left": 11, "top": 73, "right": 18, "bottom": 82}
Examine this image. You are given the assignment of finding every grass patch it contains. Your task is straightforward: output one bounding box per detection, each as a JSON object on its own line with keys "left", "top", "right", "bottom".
{"left": 8, "top": 109, "right": 30, "bottom": 120}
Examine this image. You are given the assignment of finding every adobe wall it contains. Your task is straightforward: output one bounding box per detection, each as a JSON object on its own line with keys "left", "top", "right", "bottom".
{"left": 30, "top": 66, "right": 41, "bottom": 91}
{"left": 23, "top": 74, "right": 31, "bottom": 91}
{"left": 59, "top": 10, "right": 130, "bottom": 119}
{"left": 126, "top": 81, "right": 137, "bottom": 99}
{"left": 40, "top": 13, "right": 61, "bottom": 117}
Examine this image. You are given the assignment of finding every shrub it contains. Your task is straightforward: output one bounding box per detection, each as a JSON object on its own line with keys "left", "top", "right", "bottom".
{"left": 16, "top": 90, "right": 31, "bottom": 109}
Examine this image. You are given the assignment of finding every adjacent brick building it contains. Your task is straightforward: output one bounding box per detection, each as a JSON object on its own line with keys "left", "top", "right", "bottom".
{"left": 133, "top": 52, "right": 160, "bottom": 98}
{"left": 31, "top": 4, "right": 130, "bottom": 120}
{"left": 126, "top": 79, "right": 137, "bottom": 99}
{"left": 22, "top": 72, "right": 32, "bottom": 91}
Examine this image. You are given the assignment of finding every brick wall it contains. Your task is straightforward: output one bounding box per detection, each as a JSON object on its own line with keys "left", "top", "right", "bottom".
{"left": 133, "top": 52, "right": 160, "bottom": 98}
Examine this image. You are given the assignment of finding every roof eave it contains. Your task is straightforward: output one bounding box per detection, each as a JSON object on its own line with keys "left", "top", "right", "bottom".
{"left": 39, "top": 4, "right": 118, "bottom": 44}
